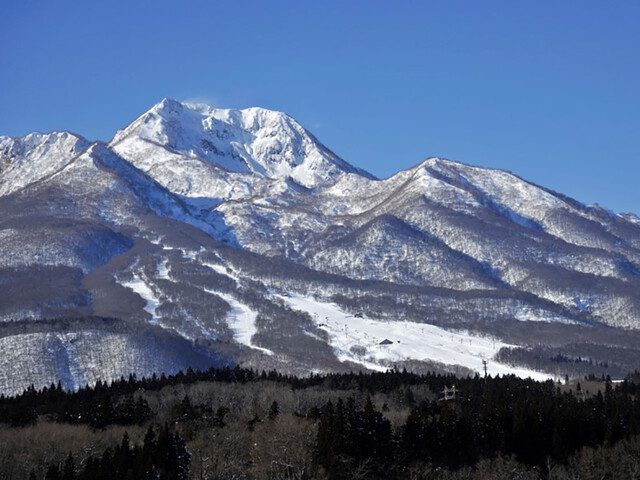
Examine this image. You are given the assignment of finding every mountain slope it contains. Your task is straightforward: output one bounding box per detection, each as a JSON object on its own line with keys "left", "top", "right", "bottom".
{"left": 2, "top": 98, "right": 640, "bottom": 395}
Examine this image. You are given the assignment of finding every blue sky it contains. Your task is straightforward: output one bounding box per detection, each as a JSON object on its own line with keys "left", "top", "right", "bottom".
{"left": 1, "top": 1, "right": 639, "bottom": 213}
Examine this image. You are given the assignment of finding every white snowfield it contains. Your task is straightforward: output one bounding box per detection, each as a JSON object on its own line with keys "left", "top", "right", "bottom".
{"left": 280, "top": 294, "right": 552, "bottom": 381}
{"left": 203, "top": 262, "right": 241, "bottom": 283}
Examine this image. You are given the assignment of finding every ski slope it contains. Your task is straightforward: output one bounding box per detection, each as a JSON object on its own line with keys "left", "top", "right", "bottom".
{"left": 205, "top": 289, "right": 273, "bottom": 355}
{"left": 280, "top": 294, "right": 552, "bottom": 381}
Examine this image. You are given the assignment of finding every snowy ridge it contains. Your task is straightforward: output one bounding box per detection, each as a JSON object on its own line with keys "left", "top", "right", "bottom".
{"left": 0, "top": 329, "right": 217, "bottom": 397}
{"left": 0, "top": 131, "right": 90, "bottom": 196}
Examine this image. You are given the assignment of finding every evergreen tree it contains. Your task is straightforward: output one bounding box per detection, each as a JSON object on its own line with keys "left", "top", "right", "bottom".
{"left": 215, "top": 405, "right": 229, "bottom": 427}
{"left": 133, "top": 395, "right": 152, "bottom": 425}
{"left": 268, "top": 400, "right": 280, "bottom": 420}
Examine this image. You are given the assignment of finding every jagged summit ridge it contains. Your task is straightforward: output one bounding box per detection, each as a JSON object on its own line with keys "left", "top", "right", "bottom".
{"left": 110, "top": 98, "right": 373, "bottom": 190}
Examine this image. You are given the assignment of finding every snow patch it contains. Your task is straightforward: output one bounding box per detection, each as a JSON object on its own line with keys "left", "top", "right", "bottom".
{"left": 120, "top": 275, "right": 161, "bottom": 324}
{"left": 203, "top": 262, "right": 240, "bottom": 284}
{"left": 157, "top": 259, "right": 170, "bottom": 279}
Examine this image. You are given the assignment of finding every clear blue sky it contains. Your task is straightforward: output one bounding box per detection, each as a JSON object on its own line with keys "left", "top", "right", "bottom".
{"left": 2, "top": 1, "right": 639, "bottom": 214}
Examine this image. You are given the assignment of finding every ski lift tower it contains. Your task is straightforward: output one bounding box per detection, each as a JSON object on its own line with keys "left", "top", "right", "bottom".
{"left": 441, "top": 385, "right": 457, "bottom": 401}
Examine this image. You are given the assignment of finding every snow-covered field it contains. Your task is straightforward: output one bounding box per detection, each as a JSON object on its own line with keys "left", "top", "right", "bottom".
{"left": 280, "top": 294, "right": 552, "bottom": 381}
{"left": 157, "top": 259, "right": 170, "bottom": 279}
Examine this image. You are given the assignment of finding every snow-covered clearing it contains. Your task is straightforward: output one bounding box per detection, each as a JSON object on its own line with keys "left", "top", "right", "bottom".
{"left": 203, "top": 262, "right": 240, "bottom": 283}
{"left": 280, "top": 294, "right": 552, "bottom": 381}
{"left": 205, "top": 289, "right": 273, "bottom": 355}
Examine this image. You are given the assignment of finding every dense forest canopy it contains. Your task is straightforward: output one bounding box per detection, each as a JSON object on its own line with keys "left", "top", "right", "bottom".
{"left": 3, "top": 366, "right": 640, "bottom": 479}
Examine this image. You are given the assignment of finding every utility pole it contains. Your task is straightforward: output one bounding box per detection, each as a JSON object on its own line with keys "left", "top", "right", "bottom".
{"left": 480, "top": 358, "right": 489, "bottom": 403}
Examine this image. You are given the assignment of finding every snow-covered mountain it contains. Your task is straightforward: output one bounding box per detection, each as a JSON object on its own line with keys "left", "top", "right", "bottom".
{"left": 109, "top": 98, "right": 372, "bottom": 196}
{"left": 2, "top": 98, "right": 640, "bottom": 396}
{"left": 0, "top": 131, "right": 90, "bottom": 196}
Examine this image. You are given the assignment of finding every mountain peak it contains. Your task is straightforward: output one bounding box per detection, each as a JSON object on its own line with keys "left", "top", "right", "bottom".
{"left": 110, "top": 98, "right": 372, "bottom": 190}
{"left": 0, "top": 131, "right": 90, "bottom": 195}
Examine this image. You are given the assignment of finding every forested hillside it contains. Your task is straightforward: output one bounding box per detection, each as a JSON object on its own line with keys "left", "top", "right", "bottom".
{"left": 3, "top": 367, "right": 640, "bottom": 479}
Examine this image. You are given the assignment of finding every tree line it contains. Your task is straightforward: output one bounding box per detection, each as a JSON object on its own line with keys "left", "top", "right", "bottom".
{"left": 4, "top": 366, "right": 640, "bottom": 478}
